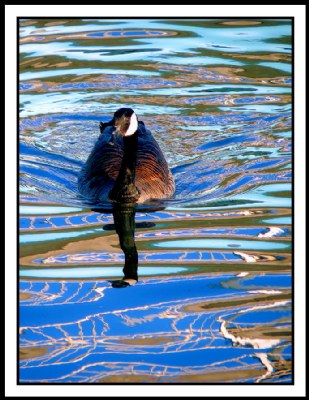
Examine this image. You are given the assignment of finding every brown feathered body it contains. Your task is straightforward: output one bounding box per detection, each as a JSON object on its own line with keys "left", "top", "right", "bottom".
{"left": 78, "top": 120, "right": 175, "bottom": 204}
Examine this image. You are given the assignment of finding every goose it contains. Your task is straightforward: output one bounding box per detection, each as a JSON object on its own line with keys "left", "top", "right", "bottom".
{"left": 78, "top": 108, "right": 175, "bottom": 205}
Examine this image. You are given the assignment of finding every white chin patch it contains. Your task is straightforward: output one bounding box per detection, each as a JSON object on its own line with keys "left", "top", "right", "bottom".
{"left": 125, "top": 112, "right": 138, "bottom": 136}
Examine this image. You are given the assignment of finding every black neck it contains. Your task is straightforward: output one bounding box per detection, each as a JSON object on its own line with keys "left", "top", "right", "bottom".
{"left": 109, "top": 130, "right": 139, "bottom": 203}
{"left": 119, "top": 130, "right": 138, "bottom": 183}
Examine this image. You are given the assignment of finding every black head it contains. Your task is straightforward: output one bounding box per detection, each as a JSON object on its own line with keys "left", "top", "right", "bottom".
{"left": 113, "top": 108, "right": 138, "bottom": 137}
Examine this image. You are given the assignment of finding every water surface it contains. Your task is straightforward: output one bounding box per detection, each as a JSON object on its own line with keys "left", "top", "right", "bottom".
{"left": 19, "top": 18, "right": 292, "bottom": 384}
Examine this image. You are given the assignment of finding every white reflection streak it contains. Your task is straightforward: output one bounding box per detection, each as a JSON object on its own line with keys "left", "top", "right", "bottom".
{"left": 255, "top": 353, "right": 273, "bottom": 382}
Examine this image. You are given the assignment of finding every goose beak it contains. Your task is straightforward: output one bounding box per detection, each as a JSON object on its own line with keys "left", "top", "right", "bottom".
{"left": 114, "top": 125, "right": 126, "bottom": 137}
{"left": 113, "top": 125, "right": 122, "bottom": 136}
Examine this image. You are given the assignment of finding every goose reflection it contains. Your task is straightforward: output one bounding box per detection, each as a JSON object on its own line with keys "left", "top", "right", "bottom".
{"left": 98, "top": 204, "right": 159, "bottom": 288}
{"left": 109, "top": 204, "right": 139, "bottom": 288}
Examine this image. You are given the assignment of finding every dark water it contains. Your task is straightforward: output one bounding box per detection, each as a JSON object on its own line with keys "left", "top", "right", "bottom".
{"left": 19, "top": 18, "right": 292, "bottom": 383}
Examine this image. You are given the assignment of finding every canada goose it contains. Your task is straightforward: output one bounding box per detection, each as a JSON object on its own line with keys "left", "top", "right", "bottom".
{"left": 78, "top": 108, "right": 175, "bottom": 205}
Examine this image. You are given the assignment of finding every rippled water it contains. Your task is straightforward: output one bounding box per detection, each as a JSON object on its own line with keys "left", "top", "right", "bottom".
{"left": 19, "top": 18, "right": 292, "bottom": 384}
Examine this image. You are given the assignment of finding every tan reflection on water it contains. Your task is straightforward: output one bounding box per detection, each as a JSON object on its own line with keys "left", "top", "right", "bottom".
{"left": 183, "top": 291, "right": 291, "bottom": 313}
{"left": 99, "top": 369, "right": 264, "bottom": 383}
{"left": 20, "top": 346, "right": 48, "bottom": 360}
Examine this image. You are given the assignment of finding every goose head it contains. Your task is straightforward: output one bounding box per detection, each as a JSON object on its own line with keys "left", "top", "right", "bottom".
{"left": 113, "top": 108, "right": 138, "bottom": 137}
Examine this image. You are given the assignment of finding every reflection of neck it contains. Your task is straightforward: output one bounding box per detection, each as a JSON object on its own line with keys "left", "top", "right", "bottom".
{"left": 112, "top": 205, "right": 138, "bottom": 281}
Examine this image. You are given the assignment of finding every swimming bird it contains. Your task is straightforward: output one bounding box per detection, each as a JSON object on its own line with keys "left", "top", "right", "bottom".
{"left": 78, "top": 108, "right": 175, "bottom": 205}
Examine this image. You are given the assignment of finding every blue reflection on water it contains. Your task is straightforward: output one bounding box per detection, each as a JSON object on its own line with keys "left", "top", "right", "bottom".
{"left": 153, "top": 238, "right": 290, "bottom": 250}
{"left": 19, "top": 266, "right": 190, "bottom": 279}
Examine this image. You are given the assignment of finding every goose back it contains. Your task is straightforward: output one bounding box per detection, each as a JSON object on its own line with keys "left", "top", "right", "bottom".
{"left": 78, "top": 121, "right": 175, "bottom": 204}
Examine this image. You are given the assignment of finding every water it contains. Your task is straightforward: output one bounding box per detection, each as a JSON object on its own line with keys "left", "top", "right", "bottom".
{"left": 19, "top": 18, "right": 292, "bottom": 384}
